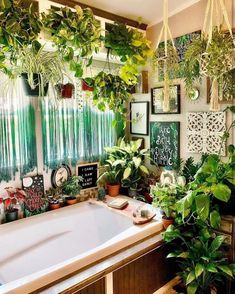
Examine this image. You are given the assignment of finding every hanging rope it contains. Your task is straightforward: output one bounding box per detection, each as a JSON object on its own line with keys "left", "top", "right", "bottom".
{"left": 155, "top": 0, "right": 176, "bottom": 112}
{"left": 202, "top": 0, "right": 234, "bottom": 111}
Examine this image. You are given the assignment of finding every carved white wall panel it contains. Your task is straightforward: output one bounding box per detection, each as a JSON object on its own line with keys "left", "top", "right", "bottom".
{"left": 186, "top": 112, "right": 226, "bottom": 155}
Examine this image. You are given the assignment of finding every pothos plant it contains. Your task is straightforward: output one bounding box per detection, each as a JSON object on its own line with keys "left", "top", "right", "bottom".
{"left": 184, "top": 28, "right": 235, "bottom": 102}
{"left": 84, "top": 71, "right": 132, "bottom": 126}
{"left": 0, "top": 0, "right": 42, "bottom": 76}
{"left": 42, "top": 5, "right": 101, "bottom": 78}
{"left": 105, "top": 22, "right": 152, "bottom": 85}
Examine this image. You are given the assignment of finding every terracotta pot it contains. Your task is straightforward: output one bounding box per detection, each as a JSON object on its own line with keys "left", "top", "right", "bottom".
{"left": 6, "top": 209, "right": 18, "bottom": 222}
{"left": 162, "top": 216, "right": 174, "bottom": 229}
{"left": 66, "top": 197, "right": 77, "bottom": 205}
{"left": 81, "top": 80, "right": 94, "bottom": 91}
{"left": 49, "top": 203, "right": 60, "bottom": 210}
{"left": 107, "top": 183, "right": 120, "bottom": 197}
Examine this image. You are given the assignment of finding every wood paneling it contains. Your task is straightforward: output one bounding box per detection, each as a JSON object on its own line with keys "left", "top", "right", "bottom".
{"left": 113, "top": 245, "right": 174, "bottom": 294}
{"left": 70, "top": 278, "right": 105, "bottom": 294}
{"left": 50, "top": 0, "right": 147, "bottom": 30}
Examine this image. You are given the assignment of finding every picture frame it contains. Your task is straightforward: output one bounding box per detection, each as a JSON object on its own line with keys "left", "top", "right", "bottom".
{"left": 130, "top": 101, "right": 149, "bottom": 135}
{"left": 150, "top": 121, "right": 180, "bottom": 167}
{"left": 151, "top": 85, "right": 181, "bottom": 114}
{"left": 76, "top": 162, "right": 99, "bottom": 191}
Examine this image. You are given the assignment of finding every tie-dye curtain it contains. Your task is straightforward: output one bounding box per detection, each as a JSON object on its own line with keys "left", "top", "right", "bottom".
{"left": 41, "top": 81, "right": 116, "bottom": 170}
{"left": 0, "top": 77, "right": 37, "bottom": 182}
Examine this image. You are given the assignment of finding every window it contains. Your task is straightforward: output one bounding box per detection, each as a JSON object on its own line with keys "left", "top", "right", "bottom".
{"left": 0, "top": 78, "right": 37, "bottom": 182}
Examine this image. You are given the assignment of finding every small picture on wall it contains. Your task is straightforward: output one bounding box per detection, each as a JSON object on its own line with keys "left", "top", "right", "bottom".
{"left": 151, "top": 85, "right": 180, "bottom": 114}
{"left": 130, "top": 101, "right": 149, "bottom": 135}
{"left": 150, "top": 121, "right": 180, "bottom": 166}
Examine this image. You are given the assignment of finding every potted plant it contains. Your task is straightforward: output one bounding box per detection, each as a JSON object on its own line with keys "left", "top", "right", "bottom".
{"left": 104, "top": 139, "right": 150, "bottom": 197}
{"left": 0, "top": 0, "right": 42, "bottom": 76}
{"left": 164, "top": 226, "right": 235, "bottom": 294}
{"left": 45, "top": 187, "right": 63, "bottom": 210}
{"left": 55, "top": 83, "right": 74, "bottom": 99}
{"left": 4, "top": 197, "right": 18, "bottom": 222}
{"left": 42, "top": 5, "right": 101, "bottom": 78}
{"left": 17, "top": 43, "right": 65, "bottom": 96}
{"left": 151, "top": 184, "right": 181, "bottom": 229}
{"left": 61, "top": 176, "right": 83, "bottom": 205}
{"left": 84, "top": 72, "right": 132, "bottom": 124}
{"left": 98, "top": 158, "right": 124, "bottom": 197}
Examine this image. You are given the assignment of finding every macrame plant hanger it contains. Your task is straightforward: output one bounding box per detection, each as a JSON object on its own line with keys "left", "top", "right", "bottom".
{"left": 155, "top": 0, "right": 177, "bottom": 112}
{"left": 202, "top": 0, "right": 234, "bottom": 111}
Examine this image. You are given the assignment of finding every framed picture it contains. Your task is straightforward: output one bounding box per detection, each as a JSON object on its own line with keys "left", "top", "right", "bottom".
{"left": 130, "top": 101, "right": 149, "bottom": 135}
{"left": 150, "top": 122, "right": 180, "bottom": 166}
{"left": 151, "top": 85, "right": 181, "bottom": 114}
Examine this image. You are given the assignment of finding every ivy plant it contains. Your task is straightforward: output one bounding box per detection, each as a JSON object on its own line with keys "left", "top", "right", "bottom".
{"left": 0, "top": 0, "right": 42, "bottom": 75}
{"left": 84, "top": 72, "right": 132, "bottom": 126}
{"left": 184, "top": 28, "right": 235, "bottom": 99}
{"left": 42, "top": 5, "right": 101, "bottom": 78}
{"left": 105, "top": 22, "right": 152, "bottom": 85}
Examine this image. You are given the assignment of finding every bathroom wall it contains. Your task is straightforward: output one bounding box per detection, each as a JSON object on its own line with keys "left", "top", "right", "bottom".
{"left": 129, "top": 0, "right": 234, "bottom": 166}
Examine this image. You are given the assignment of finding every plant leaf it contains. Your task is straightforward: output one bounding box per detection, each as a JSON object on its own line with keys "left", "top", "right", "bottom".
{"left": 140, "top": 165, "right": 149, "bottom": 174}
{"left": 211, "top": 183, "right": 231, "bottom": 202}
{"left": 187, "top": 282, "right": 198, "bottom": 294}
{"left": 195, "top": 194, "right": 209, "bottom": 221}
{"left": 217, "top": 265, "right": 233, "bottom": 277}
{"left": 210, "top": 235, "right": 226, "bottom": 252}
{"left": 210, "top": 210, "right": 221, "bottom": 229}
{"left": 195, "top": 263, "right": 204, "bottom": 278}
{"left": 186, "top": 271, "right": 196, "bottom": 285}
{"left": 123, "top": 167, "right": 131, "bottom": 180}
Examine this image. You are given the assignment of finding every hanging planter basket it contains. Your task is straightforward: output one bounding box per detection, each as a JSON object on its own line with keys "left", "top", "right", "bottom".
{"left": 81, "top": 79, "right": 94, "bottom": 92}
{"left": 21, "top": 73, "right": 49, "bottom": 97}
{"left": 55, "top": 83, "right": 74, "bottom": 98}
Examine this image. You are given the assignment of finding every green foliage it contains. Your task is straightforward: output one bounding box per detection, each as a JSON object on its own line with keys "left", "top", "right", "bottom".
{"left": 42, "top": 5, "right": 101, "bottom": 77}
{"left": 16, "top": 43, "right": 65, "bottom": 96}
{"left": 151, "top": 184, "right": 185, "bottom": 218}
{"left": 164, "top": 225, "right": 235, "bottom": 294}
{"left": 184, "top": 28, "right": 235, "bottom": 98}
{"left": 103, "top": 139, "right": 149, "bottom": 190}
{"left": 97, "top": 157, "right": 124, "bottom": 185}
{"left": 0, "top": 0, "right": 42, "bottom": 75}
{"left": 61, "top": 175, "right": 83, "bottom": 197}
{"left": 85, "top": 71, "right": 131, "bottom": 123}
{"left": 105, "top": 22, "right": 152, "bottom": 85}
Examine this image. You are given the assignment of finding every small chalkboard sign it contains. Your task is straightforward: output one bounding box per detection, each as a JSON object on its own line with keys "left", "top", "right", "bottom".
{"left": 150, "top": 122, "right": 180, "bottom": 166}
{"left": 76, "top": 162, "right": 99, "bottom": 190}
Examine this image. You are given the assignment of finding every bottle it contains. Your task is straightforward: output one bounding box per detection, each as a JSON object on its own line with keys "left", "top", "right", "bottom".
{"left": 0, "top": 198, "right": 5, "bottom": 224}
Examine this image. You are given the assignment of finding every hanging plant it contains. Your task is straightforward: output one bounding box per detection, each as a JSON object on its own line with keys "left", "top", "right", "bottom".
{"left": 0, "top": 0, "right": 42, "bottom": 75}
{"left": 184, "top": 29, "right": 234, "bottom": 102}
{"left": 84, "top": 72, "right": 131, "bottom": 125}
{"left": 17, "top": 42, "right": 65, "bottom": 96}
{"left": 105, "top": 22, "right": 152, "bottom": 85}
{"left": 42, "top": 5, "right": 101, "bottom": 78}
{"left": 184, "top": 0, "right": 235, "bottom": 110}
{"left": 152, "top": 0, "right": 179, "bottom": 112}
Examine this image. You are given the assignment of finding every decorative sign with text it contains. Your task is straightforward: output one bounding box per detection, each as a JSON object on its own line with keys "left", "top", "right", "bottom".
{"left": 150, "top": 122, "right": 180, "bottom": 166}
{"left": 22, "top": 175, "right": 45, "bottom": 212}
{"left": 76, "top": 162, "right": 99, "bottom": 190}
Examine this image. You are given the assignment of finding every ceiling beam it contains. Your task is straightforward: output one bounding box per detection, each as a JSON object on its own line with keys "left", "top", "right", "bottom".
{"left": 50, "top": 0, "right": 148, "bottom": 30}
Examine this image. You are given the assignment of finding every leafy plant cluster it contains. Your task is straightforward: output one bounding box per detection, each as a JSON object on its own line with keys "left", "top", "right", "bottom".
{"left": 0, "top": 0, "right": 42, "bottom": 75}
{"left": 61, "top": 175, "right": 83, "bottom": 197}
{"left": 42, "top": 6, "right": 101, "bottom": 78}
{"left": 105, "top": 22, "right": 152, "bottom": 85}
{"left": 184, "top": 28, "right": 235, "bottom": 98}
{"left": 98, "top": 139, "right": 149, "bottom": 190}
{"left": 153, "top": 107, "right": 235, "bottom": 293}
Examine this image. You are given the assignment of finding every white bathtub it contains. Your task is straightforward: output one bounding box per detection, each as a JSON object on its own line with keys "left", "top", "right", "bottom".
{"left": 0, "top": 199, "right": 162, "bottom": 294}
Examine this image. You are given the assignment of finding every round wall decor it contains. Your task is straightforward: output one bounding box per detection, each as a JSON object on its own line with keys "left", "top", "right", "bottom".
{"left": 51, "top": 164, "right": 71, "bottom": 188}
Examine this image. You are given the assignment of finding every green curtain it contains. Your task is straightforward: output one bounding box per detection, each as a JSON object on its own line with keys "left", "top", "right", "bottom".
{"left": 41, "top": 94, "right": 116, "bottom": 170}
{"left": 0, "top": 77, "right": 37, "bottom": 182}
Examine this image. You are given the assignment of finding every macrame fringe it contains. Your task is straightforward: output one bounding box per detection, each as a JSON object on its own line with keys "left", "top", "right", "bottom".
{"left": 210, "top": 79, "right": 220, "bottom": 111}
